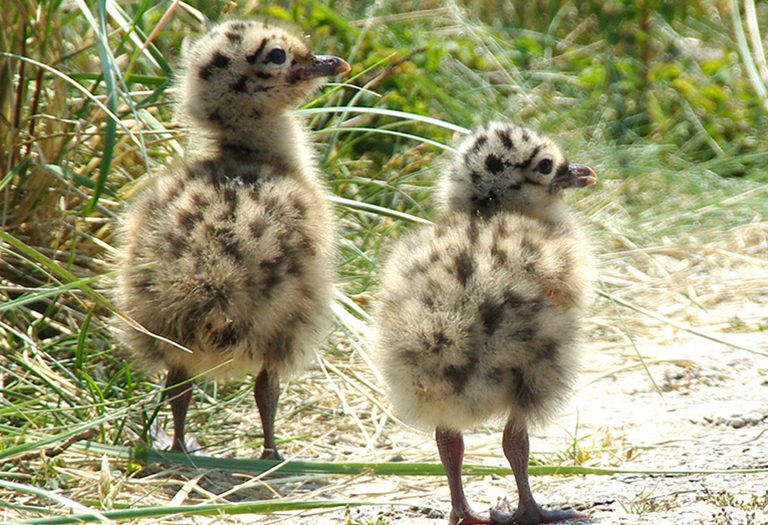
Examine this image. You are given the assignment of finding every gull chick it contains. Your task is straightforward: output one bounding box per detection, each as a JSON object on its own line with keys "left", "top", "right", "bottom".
{"left": 113, "top": 20, "right": 350, "bottom": 458}
{"left": 375, "top": 122, "right": 596, "bottom": 524}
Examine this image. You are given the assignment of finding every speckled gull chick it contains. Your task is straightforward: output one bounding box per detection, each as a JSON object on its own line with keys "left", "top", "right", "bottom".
{"left": 113, "top": 20, "right": 350, "bottom": 459}
{"left": 374, "top": 122, "right": 597, "bottom": 524}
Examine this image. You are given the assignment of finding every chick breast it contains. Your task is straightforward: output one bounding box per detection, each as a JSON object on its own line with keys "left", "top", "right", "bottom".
{"left": 114, "top": 155, "right": 335, "bottom": 378}
{"left": 375, "top": 212, "right": 591, "bottom": 431}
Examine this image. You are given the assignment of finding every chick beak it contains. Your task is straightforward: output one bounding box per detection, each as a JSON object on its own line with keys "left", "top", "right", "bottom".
{"left": 289, "top": 54, "right": 350, "bottom": 82}
{"left": 549, "top": 164, "right": 597, "bottom": 192}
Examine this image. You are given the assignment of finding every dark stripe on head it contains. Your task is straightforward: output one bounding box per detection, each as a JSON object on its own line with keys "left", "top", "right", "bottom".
{"left": 497, "top": 128, "right": 513, "bottom": 149}
{"left": 290, "top": 196, "right": 307, "bottom": 218}
{"left": 161, "top": 185, "right": 181, "bottom": 205}
{"left": 487, "top": 366, "right": 504, "bottom": 382}
{"left": 255, "top": 72, "right": 272, "bottom": 80}
{"left": 195, "top": 282, "right": 229, "bottom": 315}
{"left": 247, "top": 38, "right": 268, "bottom": 64}
{"left": 514, "top": 145, "right": 541, "bottom": 170}
{"left": 491, "top": 244, "right": 508, "bottom": 265}
{"left": 503, "top": 291, "right": 529, "bottom": 309}
{"left": 226, "top": 32, "right": 242, "bottom": 43}
{"left": 198, "top": 41, "right": 231, "bottom": 80}
{"left": 199, "top": 67, "right": 213, "bottom": 80}
{"left": 471, "top": 134, "right": 488, "bottom": 153}
{"left": 207, "top": 225, "right": 243, "bottom": 262}
{"left": 430, "top": 331, "right": 451, "bottom": 354}
{"left": 485, "top": 153, "right": 505, "bottom": 174}
{"left": 210, "top": 52, "right": 231, "bottom": 68}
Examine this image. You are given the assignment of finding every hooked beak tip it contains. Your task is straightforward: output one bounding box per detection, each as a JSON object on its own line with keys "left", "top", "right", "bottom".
{"left": 312, "top": 55, "right": 350, "bottom": 77}
{"left": 334, "top": 58, "right": 351, "bottom": 75}
{"left": 287, "top": 55, "right": 350, "bottom": 83}
{"left": 549, "top": 163, "right": 598, "bottom": 192}
{"left": 574, "top": 165, "right": 598, "bottom": 186}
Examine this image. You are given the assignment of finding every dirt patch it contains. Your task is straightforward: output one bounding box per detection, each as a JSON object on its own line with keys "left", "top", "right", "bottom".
{"left": 248, "top": 328, "right": 768, "bottom": 524}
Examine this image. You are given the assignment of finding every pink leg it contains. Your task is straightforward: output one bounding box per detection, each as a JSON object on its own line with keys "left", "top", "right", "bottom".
{"left": 165, "top": 367, "right": 192, "bottom": 452}
{"left": 490, "top": 421, "right": 587, "bottom": 524}
{"left": 254, "top": 369, "right": 284, "bottom": 460}
{"left": 436, "top": 427, "right": 490, "bottom": 525}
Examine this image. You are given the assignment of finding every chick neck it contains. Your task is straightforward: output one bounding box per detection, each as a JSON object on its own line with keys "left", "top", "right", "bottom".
{"left": 187, "top": 109, "right": 311, "bottom": 175}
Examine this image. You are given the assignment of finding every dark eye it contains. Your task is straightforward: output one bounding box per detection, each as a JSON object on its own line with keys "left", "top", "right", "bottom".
{"left": 536, "top": 158, "right": 553, "bottom": 175}
{"left": 265, "top": 48, "right": 286, "bottom": 65}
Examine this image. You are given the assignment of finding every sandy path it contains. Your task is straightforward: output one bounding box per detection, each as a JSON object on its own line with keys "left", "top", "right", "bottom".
{"left": 250, "top": 329, "right": 767, "bottom": 524}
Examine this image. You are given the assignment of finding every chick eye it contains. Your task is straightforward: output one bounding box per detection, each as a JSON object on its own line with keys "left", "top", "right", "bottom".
{"left": 265, "top": 48, "right": 287, "bottom": 65}
{"left": 536, "top": 158, "right": 553, "bottom": 175}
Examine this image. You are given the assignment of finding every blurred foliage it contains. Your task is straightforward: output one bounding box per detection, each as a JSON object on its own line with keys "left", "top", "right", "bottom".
{"left": 466, "top": 0, "right": 768, "bottom": 176}
{"left": 240, "top": 0, "right": 768, "bottom": 177}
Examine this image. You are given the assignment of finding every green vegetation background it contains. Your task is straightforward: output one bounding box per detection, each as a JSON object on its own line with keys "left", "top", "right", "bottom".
{"left": 1, "top": 0, "right": 766, "bottom": 522}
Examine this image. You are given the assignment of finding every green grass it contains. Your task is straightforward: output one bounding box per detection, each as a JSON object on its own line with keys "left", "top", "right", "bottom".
{"left": 1, "top": 0, "right": 767, "bottom": 523}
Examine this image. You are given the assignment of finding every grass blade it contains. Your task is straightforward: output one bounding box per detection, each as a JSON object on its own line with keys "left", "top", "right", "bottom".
{"left": 298, "top": 106, "right": 470, "bottom": 135}
{"left": 329, "top": 195, "right": 432, "bottom": 224}
{"left": 0, "top": 481, "right": 109, "bottom": 524}
{"left": 83, "top": 0, "right": 119, "bottom": 213}
{"left": 13, "top": 500, "right": 396, "bottom": 524}
{"left": 318, "top": 125, "right": 456, "bottom": 151}
{"left": 731, "top": 0, "right": 768, "bottom": 100}
{"left": 74, "top": 443, "right": 768, "bottom": 478}
{"left": 0, "top": 276, "right": 101, "bottom": 312}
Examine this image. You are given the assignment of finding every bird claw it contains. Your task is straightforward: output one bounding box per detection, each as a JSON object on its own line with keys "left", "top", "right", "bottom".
{"left": 488, "top": 501, "right": 588, "bottom": 525}
{"left": 447, "top": 509, "right": 491, "bottom": 525}
{"left": 492, "top": 497, "right": 511, "bottom": 514}
{"left": 487, "top": 498, "right": 519, "bottom": 525}
{"left": 150, "top": 424, "right": 207, "bottom": 455}
{"left": 149, "top": 423, "right": 173, "bottom": 450}
{"left": 488, "top": 505, "right": 516, "bottom": 525}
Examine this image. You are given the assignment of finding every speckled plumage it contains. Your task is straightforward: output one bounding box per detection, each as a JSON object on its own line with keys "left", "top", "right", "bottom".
{"left": 374, "top": 122, "right": 596, "bottom": 524}
{"left": 113, "top": 20, "right": 349, "bottom": 456}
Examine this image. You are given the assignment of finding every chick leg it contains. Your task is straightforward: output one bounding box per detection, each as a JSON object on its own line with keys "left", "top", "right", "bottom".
{"left": 436, "top": 427, "right": 490, "bottom": 525}
{"left": 254, "top": 369, "right": 284, "bottom": 460}
{"left": 165, "top": 367, "right": 192, "bottom": 452}
{"left": 490, "top": 421, "right": 587, "bottom": 524}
